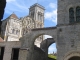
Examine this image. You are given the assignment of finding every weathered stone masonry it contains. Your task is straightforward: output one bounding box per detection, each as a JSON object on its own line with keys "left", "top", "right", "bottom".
{"left": 1, "top": 0, "right": 80, "bottom": 60}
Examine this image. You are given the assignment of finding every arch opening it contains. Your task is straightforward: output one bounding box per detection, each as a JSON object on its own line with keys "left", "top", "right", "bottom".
{"left": 33, "top": 34, "right": 57, "bottom": 60}
{"left": 48, "top": 42, "right": 57, "bottom": 60}
{"left": 48, "top": 43, "right": 57, "bottom": 54}
{"left": 34, "top": 34, "right": 53, "bottom": 48}
{"left": 69, "top": 56, "right": 80, "bottom": 60}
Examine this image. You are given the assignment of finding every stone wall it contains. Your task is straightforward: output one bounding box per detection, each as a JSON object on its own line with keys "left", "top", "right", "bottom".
{"left": 32, "top": 45, "right": 45, "bottom": 60}
{"left": 57, "top": 24, "right": 80, "bottom": 60}
{"left": 0, "top": 41, "right": 21, "bottom": 60}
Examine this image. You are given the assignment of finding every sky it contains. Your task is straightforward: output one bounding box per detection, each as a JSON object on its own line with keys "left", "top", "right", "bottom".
{"left": 4, "top": 0, "right": 57, "bottom": 54}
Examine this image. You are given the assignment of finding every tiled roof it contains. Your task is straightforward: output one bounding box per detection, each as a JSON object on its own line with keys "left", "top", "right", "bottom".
{"left": 0, "top": 37, "right": 4, "bottom": 42}
{"left": 10, "top": 13, "right": 18, "bottom": 19}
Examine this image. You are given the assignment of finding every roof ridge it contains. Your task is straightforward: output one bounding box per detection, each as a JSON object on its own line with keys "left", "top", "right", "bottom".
{"left": 9, "top": 13, "right": 19, "bottom": 19}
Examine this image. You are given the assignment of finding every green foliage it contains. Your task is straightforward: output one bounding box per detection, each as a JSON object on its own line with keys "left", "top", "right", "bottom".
{"left": 48, "top": 54, "right": 57, "bottom": 60}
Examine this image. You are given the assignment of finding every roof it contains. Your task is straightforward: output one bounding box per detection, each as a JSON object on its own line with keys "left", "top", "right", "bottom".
{"left": 0, "top": 37, "right": 4, "bottom": 42}
{"left": 30, "top": 3, "right": 45, "bottom": 10}
{"left": 9, "top": 13, "right": 18, "bottom": 19}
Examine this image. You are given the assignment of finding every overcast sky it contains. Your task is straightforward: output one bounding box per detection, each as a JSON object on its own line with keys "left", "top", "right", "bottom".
{"left": 4, "top": 0, "right": 57, "bottom": 54}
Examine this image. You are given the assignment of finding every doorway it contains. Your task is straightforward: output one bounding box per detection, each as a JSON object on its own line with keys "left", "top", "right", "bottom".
{"left": 0, "top": 47, "right": 5, "bottom": 60}
{"left": 11, "top": 48, "right": 19, "bottom": 60}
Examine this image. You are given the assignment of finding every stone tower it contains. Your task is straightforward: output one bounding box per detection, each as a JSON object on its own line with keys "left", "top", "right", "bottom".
{"left": 29, "top": 3, "right": 45, "bottom": 28}
{"left": 29, "top": 3, "right": 45, "bottom": 47}
{"left": 58, "top": 0, "right": 80, "bottom": 25}
{"left": 1, "top": 3, "right": 45, "bottom": 47}
{"left": 57, "top": 0, "right": 80, "bottom": 60}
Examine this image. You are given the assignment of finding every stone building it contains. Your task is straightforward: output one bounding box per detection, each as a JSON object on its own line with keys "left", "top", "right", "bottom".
{"left": 57, "top": 0, "right": 80, "bottom": 60}
{"left": 19, "top": 0, "right": 80, "bottom": 60}
{"left": 0, "top": 3, "right": 45, "bottom": 60}
{"left": 1, "top": 3, "right": 45, "bottom": 47}
{"left": 1, "top": 0, "right": 80, "bottom": 60}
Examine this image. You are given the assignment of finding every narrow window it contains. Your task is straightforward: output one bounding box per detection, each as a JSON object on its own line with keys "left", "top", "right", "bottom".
{"left": 0, "top": 47, "right": 5, "bottom": 60}
{"left": 12, "top": 29, "right": 15, "bottom": 34}
{"left": 31, "top": 12, "right": 34, "bottom": 18}
{"left": 11, "top": 48, "right": 19, "bottom": 60}
{"left": 38, "top": 12, "right": 41, "bottom": 20}
{"left": 23, "top": 29, "right": 25, "bottom": 35}
{"left": 69, "top": 8, "right": 75, "bottom": 23}
{"left": 76, "top": 6, "right": 80, "bottom": 22}
{"left": 16, "top": 30, "right": 19, "bottom": 35}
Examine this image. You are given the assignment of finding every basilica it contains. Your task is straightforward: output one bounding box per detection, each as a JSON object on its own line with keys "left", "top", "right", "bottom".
{"left": 1, "top": 0, "right": 80, "bottom": 60}
{"left": 1, "top": 3, "right": 45, "bottom": 47}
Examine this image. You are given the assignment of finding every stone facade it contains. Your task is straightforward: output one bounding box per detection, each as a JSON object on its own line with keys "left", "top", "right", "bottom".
{"left": 57, "top": 0, "right": 80, "bottom": 60}
{"left": 1, "top": 0, "right": 80, "bottom": 60}
{"left": 19, "top": 0, "right": 80, "bottom": 60}
{"left": 1, "top": 3, "right": 45, "bottom": 47}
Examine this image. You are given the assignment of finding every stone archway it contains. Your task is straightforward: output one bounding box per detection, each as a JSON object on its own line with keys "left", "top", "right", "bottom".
{"left": 69, "top": 56, "right": 80, "bottom": 60}
{"left": 19, "top": 27, "right": 57, "bottom": 60}
{"left": 63, "top": 51, "right": 80, "bottom": 60}
{"left": 40, "top": 38, "right": 55, "bottom": 60}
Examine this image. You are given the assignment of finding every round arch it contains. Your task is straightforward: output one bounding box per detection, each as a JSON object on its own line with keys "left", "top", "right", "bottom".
{"left": 28, "top": 27, "right": 57, "bottom": 47}
{"left": 40, "top": 38, "right": 55, "bottom": 50}
{"left": 63, "top": 51, "right": 80, "bottom": 60}
{"left": 41, "top": 38, "right": 55, "bottom": 47}
{"left": 69, "top": 56, "right": 80, "bottom": 60}
{"left": 40, "top": 37, "right": 56, "bottom": 60}
{"left": 31, "top": 33, "right": 56, "bottom": 45}
{"left": 33, "top": 33, "right": 56, "bottom": 47}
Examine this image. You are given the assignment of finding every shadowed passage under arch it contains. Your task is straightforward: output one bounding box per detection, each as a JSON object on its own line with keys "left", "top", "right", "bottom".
{"left": 69, "top": 56, "right": 80, "bottom": 60}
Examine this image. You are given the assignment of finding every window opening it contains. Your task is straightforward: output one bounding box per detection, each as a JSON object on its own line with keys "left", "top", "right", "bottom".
{"left": 76, "top": 6, "right": 80, "bottom": 22}
{"left": 69, "top": 8, "right": 75, "bottom": 23}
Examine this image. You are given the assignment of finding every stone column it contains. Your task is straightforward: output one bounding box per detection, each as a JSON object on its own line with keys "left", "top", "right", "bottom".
{"left": 18, "top": 47, "right": 33, "bottom": 60}
{"left": 18, "top": 49, "right": 29, "bottom": 60}
{"left": 3, "top": 46, "right": 12, "bottom": 60}
{"left": 19, "top": 33, "right": 33, "bottom": 60}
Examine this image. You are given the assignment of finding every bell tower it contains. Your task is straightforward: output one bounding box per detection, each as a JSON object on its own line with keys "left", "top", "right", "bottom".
{"left": 58, "top": 0, "right": 80, "bottom": 25}
{"left": 29, "top": 3, "right": 45, "bottom": 28}
{"left": 29, "top": 3, "right": 45, "bottom": 47}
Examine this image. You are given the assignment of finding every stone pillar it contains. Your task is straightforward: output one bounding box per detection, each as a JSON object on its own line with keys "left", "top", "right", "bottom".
{"left": 18, "top": 47, "right": 33, "bottom": 60}
{"left": 18, "top": 49, "right": 28, "bottom": 60}
{"left": 3, "top": 46, "right": 12, "bottom": 60}
{"left": 19, "top": 33, "right": 33, "bottom": 60}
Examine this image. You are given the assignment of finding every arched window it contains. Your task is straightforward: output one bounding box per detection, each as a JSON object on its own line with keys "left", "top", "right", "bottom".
{"left": 31, "top": 12, "right": 34, "bottom": 18}
{"left": 12, "top": 29, "right": 15, "bottom": 34}
{"left": 76, "top": 6, "right": 80, "bottom": 22}
{"left": 69, "top": 8, "right": 75, "bottom": 23}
